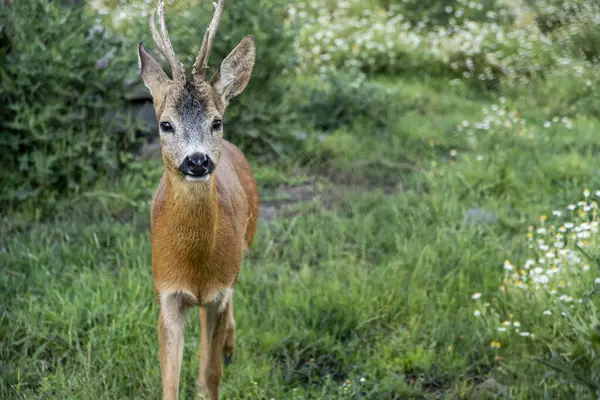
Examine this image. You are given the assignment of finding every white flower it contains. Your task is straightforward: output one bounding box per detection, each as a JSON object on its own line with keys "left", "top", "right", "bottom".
{"left": 519, "top": 332, "right": 531, "bottom": 337}
{"left": 474, "top": 310, "right": 481, "bottom": 317}
{"left": 584, "top": 189, "right": 590, "bottom": 198}
{"left": 595, "top": 278, "right": 600, "bottom": 284}
{"left": 543, "top": 121, "right": 551, "bottom": 128}
{"left": 472, "top": 292, "right": 482, "bottom": 300}
{"left": 543, "top": 310, "right": 552, "bottom": 315}
{"left": 504, "top": 260, "right": 513, "bottom": 271}
{"left": 360, "top": 377, "right": 366, "bottom": 382}
{"left": 534, "top": 267, "right": 544, "bottom": 274}
{"left": 567, "top": 205, "right": 576, "bottom": 211}
{"left": 476, "top": 155, "right": 484, "bottom": 161}
{"left": 595, "top": 190, "right": 600, "bottom": 197}
{"left": 565, "top": 222, "right": 574, "bottom": 229}
{"left": 513, "top": 321, "right": 521, "bottom": 327}
{"left": 497, "top": 327, "right": 507, "bottom": 332}
{"left": 583, "top": 265, "right": 590, "bottom": 271}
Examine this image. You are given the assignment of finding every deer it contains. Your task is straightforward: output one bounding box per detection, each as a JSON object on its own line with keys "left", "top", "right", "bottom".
{"left": 137, "top": 0, "right": 259, "bottom": 398}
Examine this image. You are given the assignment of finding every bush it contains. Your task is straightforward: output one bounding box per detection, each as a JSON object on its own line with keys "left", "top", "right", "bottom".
{"left": 380, "top": 0, "right": 513, "bottom": 27}
{"left": 295, "top": 70, "right": 394, "bottom": 132}
{"left": 527, "top": 0, "right": 600, "bottom": 62}
{"left": 0, "top": 0, "right": 136, "bottom": 207}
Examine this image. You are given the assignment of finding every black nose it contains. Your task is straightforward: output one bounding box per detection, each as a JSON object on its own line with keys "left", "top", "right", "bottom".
{"left": 179, "top": 153, "right": 214, "bottom": 177}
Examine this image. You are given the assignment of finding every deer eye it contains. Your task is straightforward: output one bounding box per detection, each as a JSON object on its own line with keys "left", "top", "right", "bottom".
{"left": 160, "top": 121, "right": 173, "bottom": 133}
{"left": 212, "top": 119, "right": 222, "bottom": 130}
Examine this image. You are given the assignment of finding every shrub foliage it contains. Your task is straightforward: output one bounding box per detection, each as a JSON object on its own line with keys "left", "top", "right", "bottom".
{"left": 0, "top": 0, "right": 135, "bottom": 206}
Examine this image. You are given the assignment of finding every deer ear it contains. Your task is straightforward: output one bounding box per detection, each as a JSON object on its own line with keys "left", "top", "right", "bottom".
{"left": 210, "top": 35, "right": 256, "bottom": 105}
{"left": 138, "top": 42, "right": 170, "bottom": 98}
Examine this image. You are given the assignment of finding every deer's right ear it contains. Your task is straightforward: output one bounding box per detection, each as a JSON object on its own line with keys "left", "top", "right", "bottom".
{"left": 138, "top": 42, "right": 170, "bottom": 97}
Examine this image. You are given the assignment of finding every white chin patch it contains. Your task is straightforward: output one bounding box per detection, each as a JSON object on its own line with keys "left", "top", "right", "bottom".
{"left": 185, "top": 175, "right": 210, "bottom": 182}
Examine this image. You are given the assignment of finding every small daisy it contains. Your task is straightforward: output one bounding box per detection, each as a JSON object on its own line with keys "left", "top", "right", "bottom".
{"left": 472, "top": 292, "right": 482, "bottom": 300}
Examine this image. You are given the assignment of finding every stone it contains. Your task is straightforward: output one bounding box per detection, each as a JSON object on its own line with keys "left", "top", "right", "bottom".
{"left": 464, "top": 207, "right": 498, "bottom": 226}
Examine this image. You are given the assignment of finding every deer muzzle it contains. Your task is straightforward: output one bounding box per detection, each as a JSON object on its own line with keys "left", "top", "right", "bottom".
{"left": 179, "top": 152, "right": 215, "bottom": 181}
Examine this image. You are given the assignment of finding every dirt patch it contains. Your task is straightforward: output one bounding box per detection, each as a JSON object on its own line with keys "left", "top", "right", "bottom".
{"left": 259, "top": 182, "right": 318, "bottom": 222}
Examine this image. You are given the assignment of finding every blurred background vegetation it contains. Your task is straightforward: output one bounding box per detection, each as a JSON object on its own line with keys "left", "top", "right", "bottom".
{"left": 2, "top": 0, "right": 599, "bottom": 207}
{"left": 2, "top": 0, "right": 600, "bottom": 398}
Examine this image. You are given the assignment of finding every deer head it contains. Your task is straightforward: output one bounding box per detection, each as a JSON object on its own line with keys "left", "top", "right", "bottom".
{"left": 138, "top": 0, "right": 255, "bottom": 183}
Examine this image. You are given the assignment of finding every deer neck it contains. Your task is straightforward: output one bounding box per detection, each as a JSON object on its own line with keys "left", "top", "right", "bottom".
{"left": 162, "top": 171, "right": 220, "bottom": 256}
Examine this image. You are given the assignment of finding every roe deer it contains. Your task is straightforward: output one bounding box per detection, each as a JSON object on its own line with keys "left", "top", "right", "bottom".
{"left": 137, "top": 1, "right": 258, "bottom": 398}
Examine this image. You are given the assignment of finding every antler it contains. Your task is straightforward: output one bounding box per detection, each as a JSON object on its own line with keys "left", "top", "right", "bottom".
{"left": 192, "top": 0, "right": 225, "bottom": 80}
{"left": 149, "top": 0, "right": 186, "bottom": 84}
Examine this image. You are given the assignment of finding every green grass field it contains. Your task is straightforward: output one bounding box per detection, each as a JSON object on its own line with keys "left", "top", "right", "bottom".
{"left": 3, "top": 69, "right": 600, "bottom": 399}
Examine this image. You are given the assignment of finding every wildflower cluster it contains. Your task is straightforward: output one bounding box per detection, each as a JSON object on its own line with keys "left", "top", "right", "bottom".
{"left": 288, "top": 0, "right": 600, "bottom": 87}
{"left": 288, "top": 1, "right": 425, "bottom": 74}
{"left": 456, "top": 99, "right": 575, "bottom": 150}
{"left": 472, "top": 190, "right": 600, "bottom": 346}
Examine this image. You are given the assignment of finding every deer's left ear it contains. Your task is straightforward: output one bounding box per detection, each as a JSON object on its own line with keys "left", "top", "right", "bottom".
{"left": 210, "top": 35, "right": 256, "bottom": 105}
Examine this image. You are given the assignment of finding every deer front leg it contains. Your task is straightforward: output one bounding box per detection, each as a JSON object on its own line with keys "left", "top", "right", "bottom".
{"left": 197, "top": 296, "right": 231, "bottom": 399}
{"left": 158, "top": 292, "right": 187, "bottom": 400}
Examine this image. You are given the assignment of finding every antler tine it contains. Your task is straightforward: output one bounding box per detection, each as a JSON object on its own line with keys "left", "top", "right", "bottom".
{"left": 149, "top": 9, "right": 166, "bottom": 55}
{"left": 150, "top": 0, "right": 186, "bottom": 84}
{"left": 192, "top": 0, "right": 225, "bottom": 79}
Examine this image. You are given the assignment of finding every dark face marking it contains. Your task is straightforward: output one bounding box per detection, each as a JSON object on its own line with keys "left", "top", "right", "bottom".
{"left": 175, "top": 83, "right": 210, "bottom": 142}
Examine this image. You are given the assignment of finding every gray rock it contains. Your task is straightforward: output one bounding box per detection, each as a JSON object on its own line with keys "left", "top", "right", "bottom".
{"left": 124, "top": 81, "right": 152, "bottom": 101}
{"left": 464, "top": 207, "right": 498, "bottom": 226}
{"left": 137, "top": 140, "right": 162, "bottom": 161}
{"left": 102, "top": 101, "right": 157, "bottom": 137}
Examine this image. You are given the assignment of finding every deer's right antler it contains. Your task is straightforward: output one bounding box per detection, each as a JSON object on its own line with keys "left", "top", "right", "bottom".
{"left": 150, "top": 0, "right": 186, "bottom": 84}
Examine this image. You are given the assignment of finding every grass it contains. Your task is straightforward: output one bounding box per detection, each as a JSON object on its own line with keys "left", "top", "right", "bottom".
{"left": 2, "top": 70, "right": 600, "bottom": 399}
